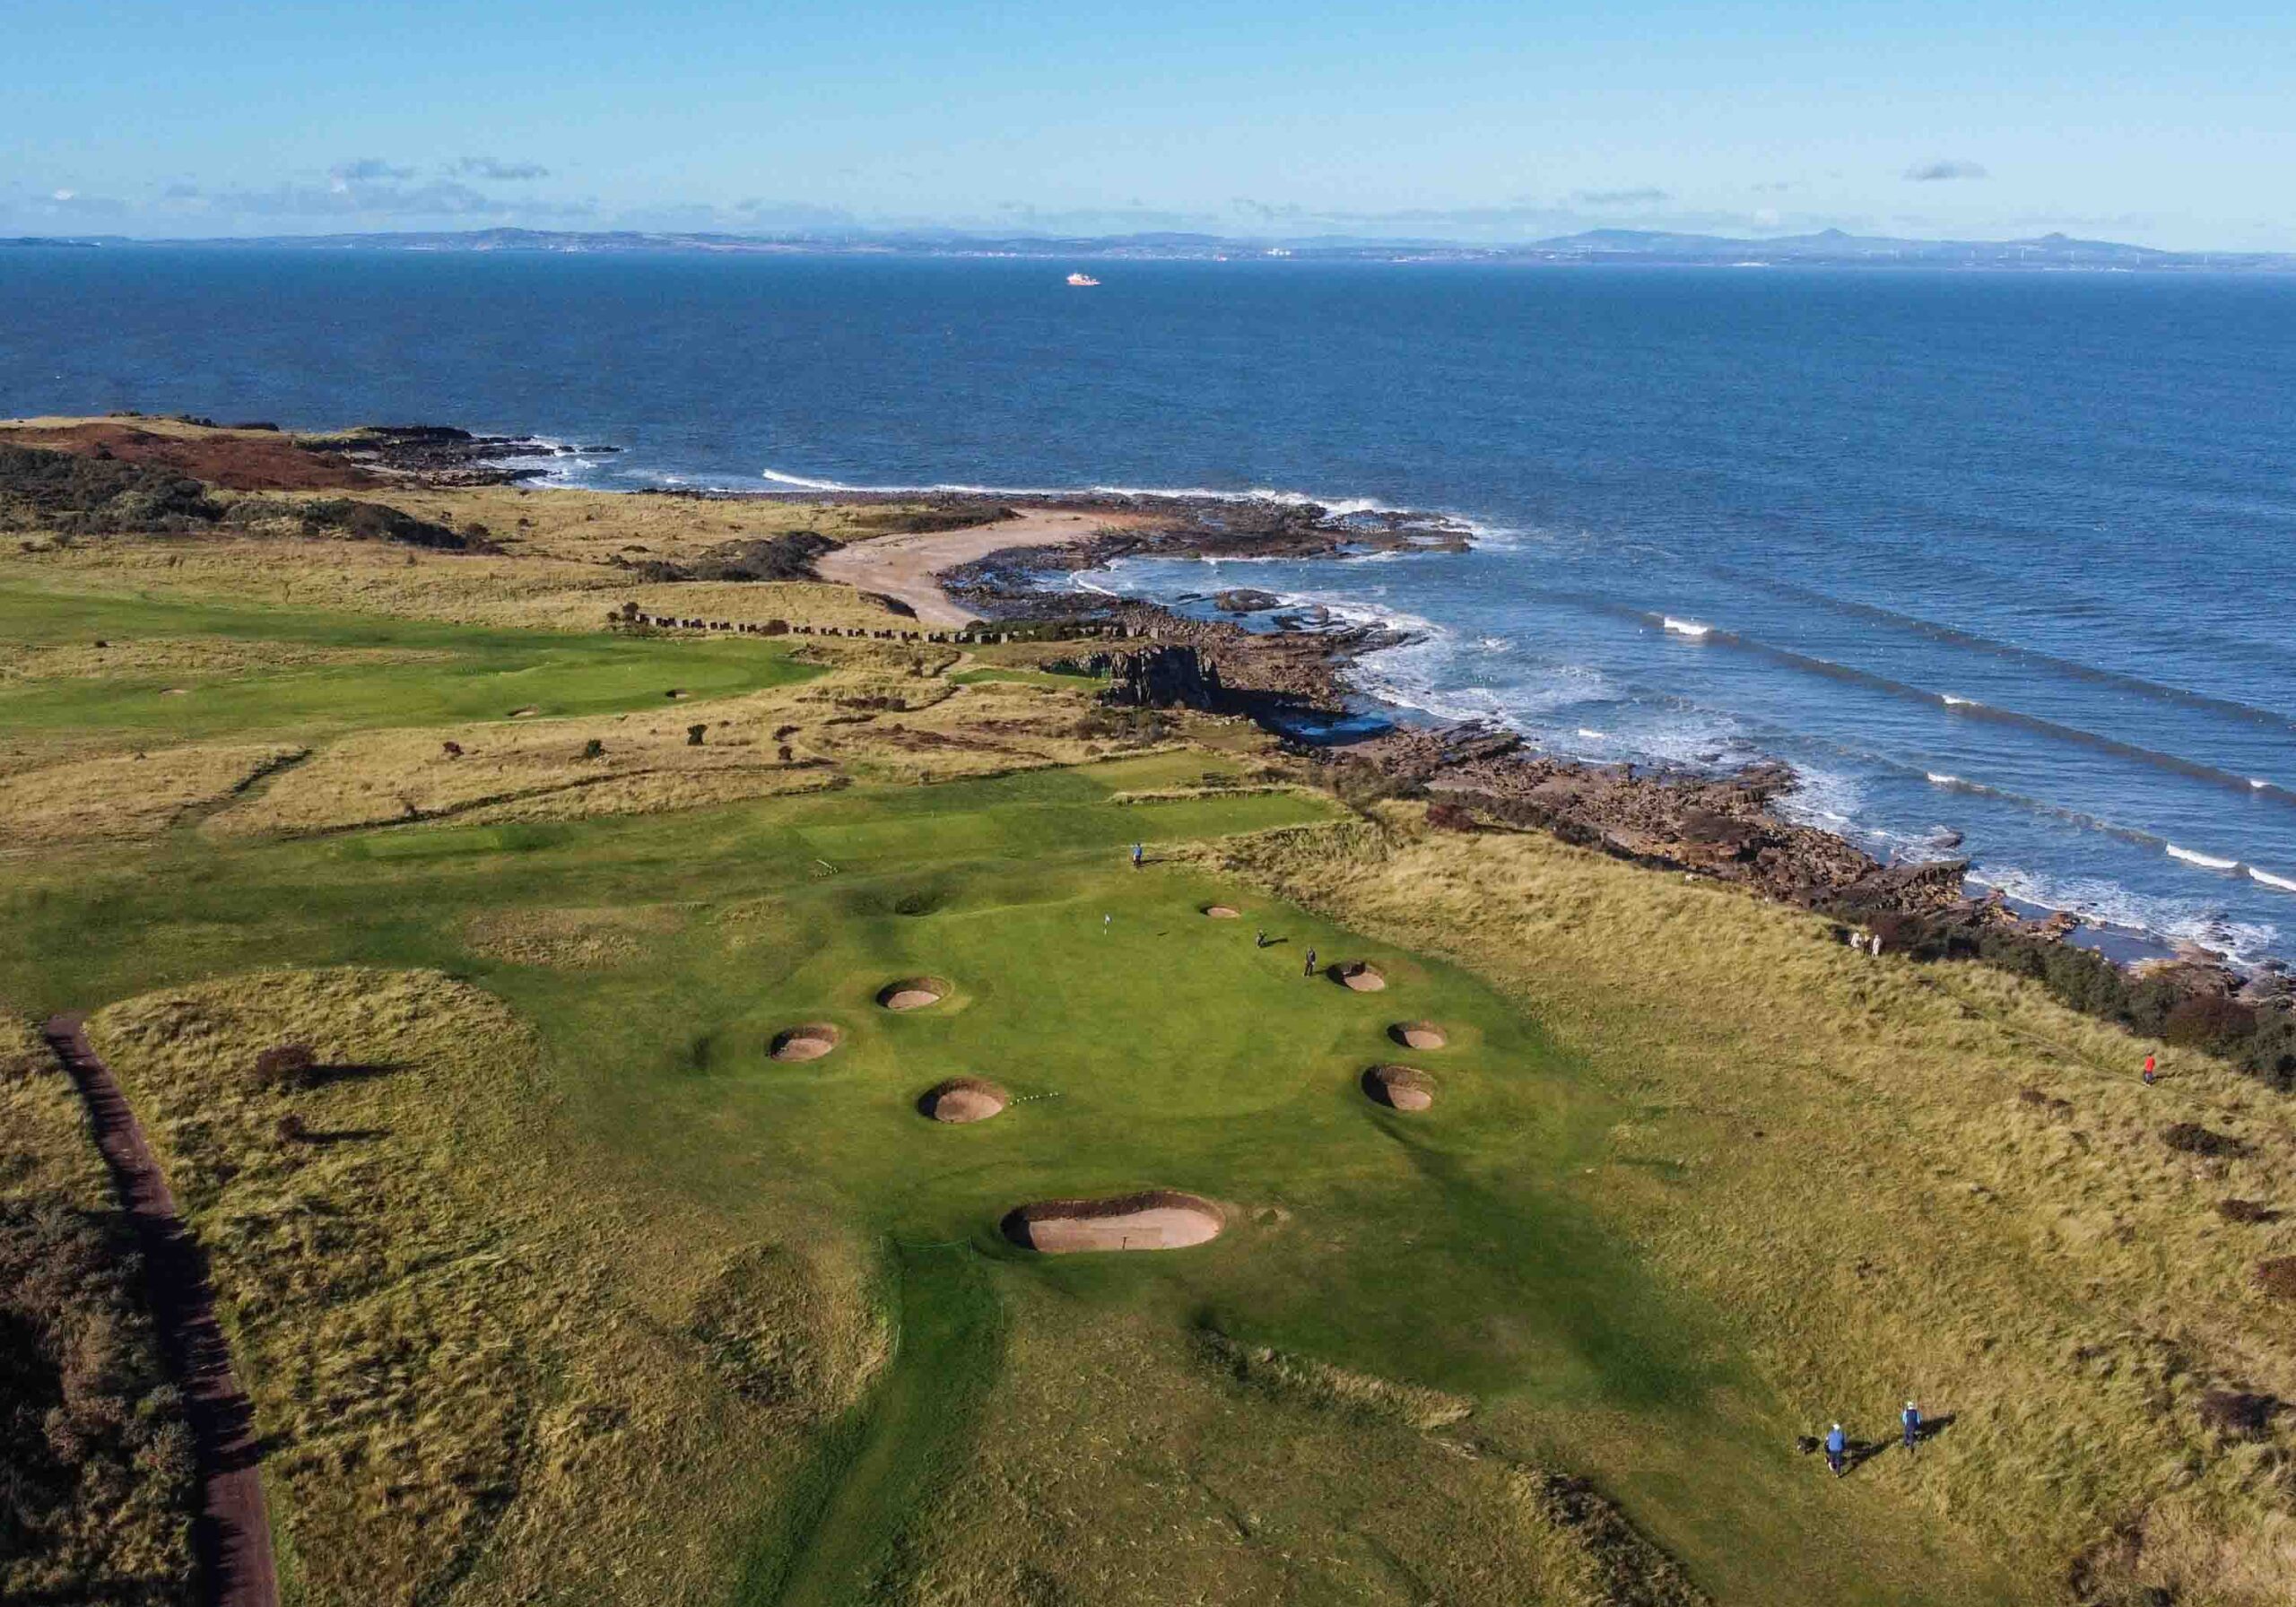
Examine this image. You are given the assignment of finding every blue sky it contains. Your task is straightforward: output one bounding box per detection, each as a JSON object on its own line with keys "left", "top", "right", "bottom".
{"left": 6, "top": 0, "right": 2292, "bottom": 248}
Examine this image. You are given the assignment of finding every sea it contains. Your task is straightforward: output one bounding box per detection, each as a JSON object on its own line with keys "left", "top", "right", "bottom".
{"left": 5, "top": 248, "right": 2293, "bottom": 964}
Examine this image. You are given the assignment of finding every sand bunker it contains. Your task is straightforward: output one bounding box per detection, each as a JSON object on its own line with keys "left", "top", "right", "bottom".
{"left": 1332, "top": 961, "right": 1387, "bottom": 992}
{"left": 918, "top": 1076, "right": 1009, "bottom": 1123}
{"left": 1204, "top": 904, "right": 1243, "bottom": 919}
{"left": 1002, "top": 1191, "right": 1224, "bottom": 1253}
{"left": 509, "top": 706, "right": 538, "bottom": 718}
{"left": 1362, "top": 1064, "right": 1436, "bottom": 1111}
{"left": 770, "top": 1023, "right": 841, "bottom": 1062}
{"left": 1388, "top": 1021, "right": 1448, "bottom": 1050}
{"left": 877, "top": 977, "right": 951, "bottom": 1012}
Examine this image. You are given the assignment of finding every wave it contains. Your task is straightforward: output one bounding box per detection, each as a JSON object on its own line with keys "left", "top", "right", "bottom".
{"left": 1964, "top": 864, "right": 2280, "bottom": 969}
{"left": 2167, "top": 844, "right": 2240, "bottom": 872}
{"left": 2252, "top": 867, "right": 2296, "bottom": 894}
{"left": 1660, "top": 616, "right": 1710, "bottom": 638}
{"left": 752, "top": 464, "right": 1504, "bottom": 529}
{"left": 1595, "top": 609, "right": 2296, "bottom": 805}
{"left": 1696, "top": 564, "right": 2296, "bottom": 738}
{"left": 761, "top": 467, "right": 851, "bottom": 491}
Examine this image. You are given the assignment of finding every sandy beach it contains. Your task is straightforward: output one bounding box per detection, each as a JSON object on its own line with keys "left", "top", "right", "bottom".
{"left": 811, "top": 506, "right": 1144, "bottom": 625}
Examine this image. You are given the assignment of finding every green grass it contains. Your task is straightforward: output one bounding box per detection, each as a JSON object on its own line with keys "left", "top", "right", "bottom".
{"left": 4, "top": 579, "right": 2073, "bottom": 1605}
{"left": 0, "top": 581, "right": 819, "bottom": 743}
{"left": 1, "top": 758, "right": 2015, "bottom": 1605}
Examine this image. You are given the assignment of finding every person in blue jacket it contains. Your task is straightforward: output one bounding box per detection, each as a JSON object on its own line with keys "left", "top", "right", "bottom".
{"left": 1901, "top": 1400, "right": 1922, "bottom": 1456}
{"left": 1825, "top": 1422, "right": 1848, "bottom": 1477}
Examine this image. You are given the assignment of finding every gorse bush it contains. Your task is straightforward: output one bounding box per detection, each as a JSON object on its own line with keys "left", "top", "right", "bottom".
{"left": 252, "top": 1041, "right": 317, "bottom": 1090}
{"left": 0, "top": 444, "right": 220, "bottom": 534}
{"left": 0, "top": 1198, "right": 196, "bottom": 1606}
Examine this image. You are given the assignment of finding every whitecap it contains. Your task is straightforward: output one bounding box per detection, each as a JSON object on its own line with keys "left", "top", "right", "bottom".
{"left": 2248, "top": 867, "right": 2296, "bottom": 893}
{"left": 1941, "top": 694, "right": 1979, "bottom": 708}
{"left": 1661, "top": 616, "right": 1710, "bottom": 638}
{"left": 2166, "top": 844, "right": 2239, "bottom": 872}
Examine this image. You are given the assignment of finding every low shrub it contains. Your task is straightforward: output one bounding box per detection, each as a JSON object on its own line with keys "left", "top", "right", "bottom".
{"left": 252, "top": 1041, "right": 317, "bottom": 1090}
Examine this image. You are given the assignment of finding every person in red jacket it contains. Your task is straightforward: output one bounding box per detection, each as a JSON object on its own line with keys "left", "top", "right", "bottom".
{"left": 2143, "top": 1054, "right": 2157, "bottom": 1086}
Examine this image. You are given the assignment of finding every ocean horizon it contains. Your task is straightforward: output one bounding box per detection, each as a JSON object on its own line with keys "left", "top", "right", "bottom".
{"left": 7, "top": 246, "right": 2292, "bottom": 965}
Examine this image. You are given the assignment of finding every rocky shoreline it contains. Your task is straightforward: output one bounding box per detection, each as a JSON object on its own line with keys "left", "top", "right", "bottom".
{"left": 883, "top": 491, "right": 2283, "bottom": 1012}
{"left": 301, "top": 423, "right": 616, "bottom": 485}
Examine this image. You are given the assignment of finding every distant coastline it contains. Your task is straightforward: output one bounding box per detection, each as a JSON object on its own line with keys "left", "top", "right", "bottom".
{"left": 7, "top": 225, "right": 2296, "bottom": 273}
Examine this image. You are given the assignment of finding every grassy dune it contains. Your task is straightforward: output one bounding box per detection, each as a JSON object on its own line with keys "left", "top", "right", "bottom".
{"left": 1209, "top": 813, "right": 2296, "bottom": 1604}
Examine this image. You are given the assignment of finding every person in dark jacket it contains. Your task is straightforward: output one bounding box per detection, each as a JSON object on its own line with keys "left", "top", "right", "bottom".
{"left": 1303, "top": 947, "right": 1318, "bottom": 978}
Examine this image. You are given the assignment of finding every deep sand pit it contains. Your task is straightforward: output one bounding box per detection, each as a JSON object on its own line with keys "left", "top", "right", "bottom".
{"left": 1204, "top": 904, "right": 1243, "bottom": 919}
{"left": 1362, "top": 1064, "right": 1436, "bottom": 1111}
{"left": 877, "top": 977, "right": 951, "bottom": 1012}
{"left": 770, "top": 1023, "right": 841, "bottom": 1062}
{"left": 1333, "top": 961, "right": 1387, "bottom": 992}
{"left": 918, "top": 1076, "right": 1009, "bottom": 1123}
{"left": 1002, "top": 1191, "right": 1224, "bottom": 1253}
{"left": 1389, "top": 1021, "right": 1448, "bottom": 1050}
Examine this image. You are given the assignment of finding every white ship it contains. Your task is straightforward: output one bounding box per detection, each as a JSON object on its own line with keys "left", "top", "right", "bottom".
{"left": 1065, "top": 271, "right": 1100, "bottom": 286}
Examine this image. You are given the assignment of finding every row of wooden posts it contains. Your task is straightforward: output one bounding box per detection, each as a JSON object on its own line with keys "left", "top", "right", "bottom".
{"left": 611, "top": 606, "right": 1159, "bottom": 646}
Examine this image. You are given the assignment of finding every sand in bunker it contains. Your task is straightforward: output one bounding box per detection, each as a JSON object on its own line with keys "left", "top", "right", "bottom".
{"left": 1331, "top": 961, "right": 1387, "bottom": 992}
{"left": 918, "top": 1076, "right": 1008, "bottom": 1123}
{"left": 770, "top": 1023, "right": 841, "bottom": 1062}
{"left": 1389, "top": 1021, "right": 1448, "bottom": 1050}
{"left": 1204, "top": 904, "right": 1242, "bottom": 919}
{"left": 1003, "top": 1191, "right": 1224, "bottom": 1253}
{"left": 877, "top": 977, "right": 950, "bottom": 1012}
{"left": 1363, "top": 1064, "right": 1436, "bottom": 1111}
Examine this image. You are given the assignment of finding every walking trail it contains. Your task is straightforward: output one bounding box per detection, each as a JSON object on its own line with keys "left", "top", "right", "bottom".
{"left": 43, "top": 1012, "right": 280, "bottom": 1607}
{"left": 812, "top": 507, "right": 1148, "bottom": 626}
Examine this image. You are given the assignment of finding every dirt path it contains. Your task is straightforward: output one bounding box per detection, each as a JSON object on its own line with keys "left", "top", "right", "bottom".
{"left": 812, "top": 508, "right": 1145, "bottom": 626}
{"left": 43, "top": 1013, "right": 280, "bottom": 1607}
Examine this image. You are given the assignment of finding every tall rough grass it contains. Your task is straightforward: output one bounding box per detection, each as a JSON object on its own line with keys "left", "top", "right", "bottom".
{"left": 89, "top": 969, "right": 888, "bottom": 1607}
{"left": 1206, "top": 807, "right": 2296, "bottom": 1605}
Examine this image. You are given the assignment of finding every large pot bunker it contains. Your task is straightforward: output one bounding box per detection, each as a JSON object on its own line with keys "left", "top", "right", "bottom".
{"left": 769, "top": 1023, "right": 842, "bottom": 1062}
{"left": 1330, "top": 961, "right": 1387, "bottom": 993}
{"left": 918, "top": 1077, "right": 1009, "bottom": 1123}
{"left": 877, "top": 976, "right": 952, "bottom": 1012}
{"left": 1001, "top": 1191, "right": 1224, "bottom": 1254}
{"left": 1361, "top": 1064, "right": 1436, "bottom": 1111}
{"left": 1387, "top": 1021, "right": 1448, "bottom": 1051}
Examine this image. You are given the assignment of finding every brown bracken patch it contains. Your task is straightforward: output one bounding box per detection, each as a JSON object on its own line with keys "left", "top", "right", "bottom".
{"left": 4, "top": 421, "right": 378, "bottom": 491}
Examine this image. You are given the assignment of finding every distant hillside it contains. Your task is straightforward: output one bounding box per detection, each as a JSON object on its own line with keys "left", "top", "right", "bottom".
{"left": 13, "top": 224, "right": 2293, "bottom": 272}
